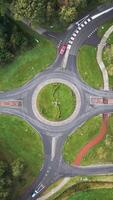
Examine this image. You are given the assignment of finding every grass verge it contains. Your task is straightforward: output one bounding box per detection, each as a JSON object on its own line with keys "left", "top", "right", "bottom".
{"left": 77, "top": 45, "right": 103, "bottom": 89}
{"left": 84, "top": 115, "right": 113, "bottom": 165}
{"left": 63, "top": 115, "right": 113, "bottom": 165}
{"left": 0, "top": 22, "right": 56, "bottom": 91}
{"left": 37, "top": 83, "right": 76, "bottom": 121}
{"left": 59, "top": 187, "right": 113, "bottom": 200}
{"left": 0, "top": 114, "right": 44, "bottom": 199}
{"left": 43, "top": 175, "right": 113, "bottom": 200}
{"left": 98, "top": 18, "right": 113, "bottom": 40}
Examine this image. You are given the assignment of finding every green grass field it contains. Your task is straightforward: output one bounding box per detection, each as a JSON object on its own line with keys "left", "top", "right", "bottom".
{"left": 47, "top": 175, "right": 113, "bottom": 200}
{"left": 63, "top": 116, "right": 101, "bottom": 164}
{"left": 68, "top": 188, "right": 113, "bottom": 200}
{"left": 37, "top": 83, "right": 76, "bottom": 121}
{"left": 0, "top": 114, "right": 44, "bottom": 199}
{"left": 84, "top": 115, "right": 113, "bottom": 165}
{"left": 98, "top": 18, "right": 113, "bottom": 44}
{"left": 98, "top": 18, "right": 113, "bottom": 39}
{"left": 0, "top": 24, "right": 56, "bottom": 91}
{"left": 63, "top": 115, "right": 113, "bottom": 165}
{"left": 107, "top": 32, "right": 113, "bottom": 44}
{"left": 77, "top": 45, "right": 103, "bottom": 89}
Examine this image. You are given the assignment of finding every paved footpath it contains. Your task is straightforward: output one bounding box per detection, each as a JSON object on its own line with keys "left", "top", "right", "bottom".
{"left": 73, "top": 114, "right": 109, "bottom": 165}
{"left": 97, "top": 25, "right": 113, "bottom": 90}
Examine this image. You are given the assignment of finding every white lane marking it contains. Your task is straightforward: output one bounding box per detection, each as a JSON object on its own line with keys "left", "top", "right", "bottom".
{"left": 70, "top": 36, "right": 75, "bottom": 41}
{"left": 67, "top": 23, "right": 74, "bottom": 30}
{"left": 72, "top": 33, "right": 77, "bottom": 37}
{"left": 84, "top": 21, "right": 88, "bottom": 25}
{"left": 91, "top": 7, "right": 113, "bottom": 20}
{"left": 81, "top": 23, "right": 85, "bottom": 27}
{"left": 88, "top": 28, "right": 97, "bottom": 38}
{"left": 47, "top": 34, "right": 57, "bottom": 39}
{"left": 37, "top": 178, "right": 70, "bottom": 200}
{"left": 75, "top": 30, "right": 79, "bottom": 34}
{"left": 68, "top": 40, "right": 73, "bottom": 44}
{"left": 35, "top": 184, "right": 45, "bottom": 193}
{"left": 78, "top": 26, "right": 82, "bottom": 30}
{"left": 76, "top": 15, "right": 89, "bottom": 25}
{"left": 51, "top": 137, "right": 56, "bottom": 161}
{"left": 67, "top": 44, "right": 71, "bottom": 50}
{"left": 87, "top": 18, "right": 91, "bottom": 22}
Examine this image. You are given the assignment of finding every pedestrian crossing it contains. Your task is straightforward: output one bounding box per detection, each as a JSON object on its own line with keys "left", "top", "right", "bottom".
{"left": 67, "top": 17, "right": 92, "bottom": 48}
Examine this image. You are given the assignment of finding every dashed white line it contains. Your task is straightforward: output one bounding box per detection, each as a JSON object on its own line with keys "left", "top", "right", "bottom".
{"left": 81, "top": 23, "right": 85, "bottom": 27}
{"left": 75, "top": 30, "right": 79, "bottom": 34}
{"left": 75, "top": 15, "right": 89, "bottom": 25}
{"left": 88, "top": 28, "right": 97, "bottom": 38}
{"left": 67, "top": 44, "right": 71, "bottom": 50}
{"left": 70, "top": 36, "right": 75, "bottom": 41}
{"left": 68, "top": 40, "right": 73, "bottom": 45}
{"left": 78, "top": 26, "right": 82, "bottom": 30}
{"left": 84, "top": 21, "right": 88, "bottom": 25}
{"left": 72, "top": 33, "right": 77, "bottom": 37}
{"left": 87, "top": 18, "right": 91, "bottom": 22}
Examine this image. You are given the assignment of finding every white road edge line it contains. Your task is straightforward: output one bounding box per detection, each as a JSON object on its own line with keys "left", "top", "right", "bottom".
{"left": 76, "top": 15, "right": 89, "bottom": 25}
{"left": 91, "top": 7, "right": 113, "bottom": 20}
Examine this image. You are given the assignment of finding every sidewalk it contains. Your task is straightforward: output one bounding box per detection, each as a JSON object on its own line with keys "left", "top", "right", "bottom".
{"left": 97, "top": 25, "right": 113, "bottom": 90}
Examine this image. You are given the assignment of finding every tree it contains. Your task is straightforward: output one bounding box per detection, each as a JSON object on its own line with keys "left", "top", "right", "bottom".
{"left": 46, "top": 2, "right": 55, "bottom": 22}
{"left": 0, "top": 160, "right": 12, "bottom": 200}
{"left": 0, "top": 0, "right": 9, "bottom": 16}
{"left": 98, "top": 0, "right": 113, "bottom": 3}
{"left": 11, "top": 0, "right": 47, "bottom": 24}
{"left": 11, "top": 159, "right": 25, "bottom": 178}
{"left": 59, "top": 5, "right": 77, "bottom": 24}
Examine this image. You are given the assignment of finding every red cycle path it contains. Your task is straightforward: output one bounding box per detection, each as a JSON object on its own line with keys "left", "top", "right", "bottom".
{"left": 73, "top": 114, "right": 109, "bottom": 166}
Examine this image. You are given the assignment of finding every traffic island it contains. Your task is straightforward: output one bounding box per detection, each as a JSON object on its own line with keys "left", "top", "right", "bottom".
{"left": 32, "top": 78, "right": 81, "bottom": 127}
{"left": 36, "top": 83, "right": 76, "bottom": 121}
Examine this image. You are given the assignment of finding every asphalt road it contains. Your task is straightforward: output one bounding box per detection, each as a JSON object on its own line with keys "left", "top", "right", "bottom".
{"left": 0, "top": 3, "right": 113, "bottom": 200}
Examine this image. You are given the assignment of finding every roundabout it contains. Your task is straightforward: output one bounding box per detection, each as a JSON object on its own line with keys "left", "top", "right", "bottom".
{"left": 0, "top": 4, "right": 113, "bottom": 200}
{"left": 32, "top": 78, "right": 81, "bottom": 127}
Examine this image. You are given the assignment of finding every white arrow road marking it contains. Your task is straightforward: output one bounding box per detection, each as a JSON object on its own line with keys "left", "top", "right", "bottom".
{"left": 92, "top": 7, "right": 113, "bottom": 20}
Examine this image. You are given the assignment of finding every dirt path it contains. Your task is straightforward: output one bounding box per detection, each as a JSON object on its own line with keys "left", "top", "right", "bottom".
{"left": 73, "top": 114, "right": 109, "bottom": 166}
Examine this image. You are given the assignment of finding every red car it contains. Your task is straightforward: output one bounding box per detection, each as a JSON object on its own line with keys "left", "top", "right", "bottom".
{"left": 59, "top": 44, "right": 67, "bottom": 55}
